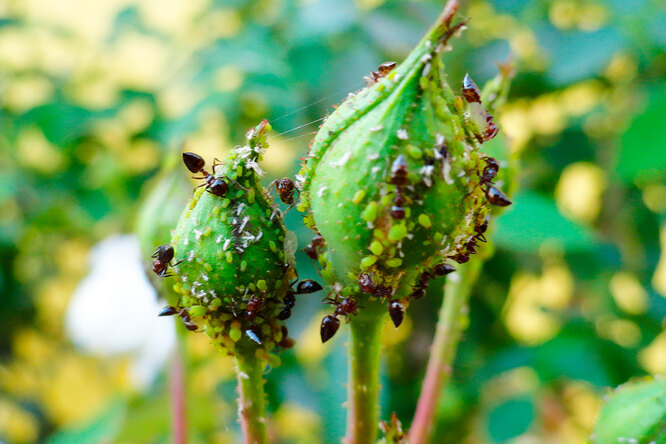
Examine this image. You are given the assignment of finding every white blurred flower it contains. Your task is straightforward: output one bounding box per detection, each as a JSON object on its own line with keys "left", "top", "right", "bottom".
{"left": 66, "top": 234, "right": 176, "bottom": 390}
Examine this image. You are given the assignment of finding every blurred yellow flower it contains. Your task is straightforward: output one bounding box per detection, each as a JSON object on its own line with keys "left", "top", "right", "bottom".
{"left": 610, "top": 272, "right": 648, "bottom": 315}
{"left": 639, "top": 331, "right": 666, "bottom": 374}
{"left": 555, "top": 162, "right": 605, "bottom": 224}
{"left": 0, "top": 398, "right": 39, "bottom": 444}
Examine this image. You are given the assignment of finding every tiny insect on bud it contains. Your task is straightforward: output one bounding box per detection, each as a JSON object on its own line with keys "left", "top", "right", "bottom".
{"left": 358, "top": 273, "right": 376, "bottom": 294}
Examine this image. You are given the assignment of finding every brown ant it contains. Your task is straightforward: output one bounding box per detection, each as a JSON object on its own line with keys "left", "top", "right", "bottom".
{"left": 461, "top": 74, "right": 499, "bottom": 142}
{"left": 367, "top": 61, "right": 398, "bottom": 84}
{"left": 358, "top": 272, "right": 376, "bottom": 294}
{"left": 304, "top": 234, "right": 325, "bottom": 261}
{"left": 461, "top": 74, "right": 482, "bottom": 104}
{"left": 151, "top": 244, "right": 181, "bottom": 278}
{"left": 159, "top": 305, "right": 198, "bottom": 331}
{"left": 337, "top": 297, "right": 358, "bottom": 317}
{"left": 182, "top": 152, "right": 235, "bottom": 197}
{"left": 390, "top": 154, "right": 408, "bottom": 219}
{"left": 269, "top": 178, "right": 298, "bottom": 207}
{"left": 245, "top": 296, "right": 263, "bottom": 322}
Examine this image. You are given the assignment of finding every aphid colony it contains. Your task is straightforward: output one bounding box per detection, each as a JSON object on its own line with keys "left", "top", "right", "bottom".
{"left": 150, "top": 122, "right": 329, "bottom": 359}
{"left": 310, "top": 65, "right": 513, "bottom": 343}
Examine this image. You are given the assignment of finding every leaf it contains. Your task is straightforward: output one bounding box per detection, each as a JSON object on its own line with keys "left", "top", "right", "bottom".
{"left": 616, "top": 90, "right": 666, "bottom": 183}
{"left": 493, "top": 191, "right": 596, "bottom": 252}
{"left": 593, "top": 378, "right": 666, "bottom": 443}
{"left": 486, "top": 396, "right": 535, "bottom": 442}
{"left": 44, "top": 400, "right": 126, "bottom": 444}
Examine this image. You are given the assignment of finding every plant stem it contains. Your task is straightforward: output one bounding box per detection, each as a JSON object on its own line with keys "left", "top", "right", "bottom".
{"left": 170, "top": 349, "right": 187, "bottom": 444}
{"left": 235, "top": 353, "right": 268, "bottom": 444}
{"left": 409, "top": 259, "right": 483, "bottom": 444}
{"left": 346, "top": 306, "right": 386, "bottom": 444}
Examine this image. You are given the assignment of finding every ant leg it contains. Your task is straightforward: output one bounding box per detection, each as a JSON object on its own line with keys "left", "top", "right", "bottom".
{"left": 267, "top": 179, "right": 277, "bottom": 192}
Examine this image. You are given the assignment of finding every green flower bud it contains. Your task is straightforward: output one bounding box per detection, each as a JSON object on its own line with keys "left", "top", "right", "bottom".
{"left": 593, "top": 377, "right": 666, "bottom": 443}
{"left": 168, "top": 121, "right": 297, "bottom": 359}
{"left": 299, "top": 10, "right": 509, "bottom": 314}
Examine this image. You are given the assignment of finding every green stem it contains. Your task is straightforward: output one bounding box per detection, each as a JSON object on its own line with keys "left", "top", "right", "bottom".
{"left": 346, "top": 306, "right": 386, "bottom": 444}
{"left": 235, "top": 353, "right": 268, "bottom": 444}
{"left": 409, "top": 259, "right": 483, "bottom": 444}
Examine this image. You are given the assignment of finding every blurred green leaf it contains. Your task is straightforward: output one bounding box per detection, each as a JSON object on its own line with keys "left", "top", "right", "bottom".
{"left": 494, "top": 191, "right": 596, "bottom": 252}
{"left": 616, "top": 90, "right": 666, "bottom": 183}
{"left": 44, "top": 400, "right": 126, "bottom": 444}
{"left": 486, "top": 396, "right": 534, "bottom": 442}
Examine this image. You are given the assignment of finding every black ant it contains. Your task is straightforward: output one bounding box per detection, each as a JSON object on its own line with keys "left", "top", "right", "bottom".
{"left": 159, "top": 305, "right": 198, "bottom": 331}
{"left": 270, "top": 178, "right": 298, "bottom": 207}
{"left": 410, "top": 271, "right": 431, "bottom": 300}
{"left": 388, "top": 300, "right": 404, "bottom": 327}
{"left": 304, "top": 234, "right": 325, "bottom": 261}
{"left": 278, "top": 279, "right": 323, "bottom": 321}
{"left": 474, "top": 213, "right": 490, "bottom": 242}
{"left": 476, "top": 157, "right": 512, "bottom": 207}
{"left": 320, "top": 314, "right": 340, "bottom": 343}
{"left": 151, "top": 244, "right": 181, "bottom": 278}
{"left": 390, "top": 155, "right": 408, "bottom": 219}
{"left": 182, "top": 152, "right": 234, "bottom": 197}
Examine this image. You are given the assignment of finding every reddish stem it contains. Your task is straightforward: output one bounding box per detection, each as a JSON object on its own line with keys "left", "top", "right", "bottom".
{"left": 170, "top": 351, "right": 187, "bottom": 444}
{"left": 409, "top": 260, "right": 482, "bottom": 444}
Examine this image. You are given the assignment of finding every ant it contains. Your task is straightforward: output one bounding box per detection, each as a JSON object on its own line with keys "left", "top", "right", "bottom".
{"left": 159, "top": 305, "right": 198, "bottom": 331}
{"left": 474, "top": 213, "right": 490, "bottom": 243}
{"left": 390, "top": 154, "right": 408, "bottom": 219}
{"left": 320, "top": 314, "right": 340, "bottom": 343}
{"left": 182, "top": 152, "right": 234, "bottom": 197}
{"left": 151, "top": 244, "right": 181, "bottom": 278}
{"left": 388, "top": 300, "right": 404, "bottom": 327}
{"left": 367, "top": 61, "right": 398, "bottom": 85}
{"left": 245, "top": 296, "right": 263, "bottom": 322}
{"left": 476, "top": 157, "right": 512, "bottom": 207}
{"left": 461, "top": 73, "right": 481, "bottom": 104}
{"left": 461, "top": 74, "right": 499, "bottom": 143}
{"left": 279, "top": 279, "right": 324, "bottom": 321}
{"left": 304, "top": 234, "right": 325, "bottom": 261}
{"left": 358, "top": 272, "right": 376, "bottom": 294}
{"left": 270, "top": 178, "right": 298, "bottom": 207}
{"left": 410, "top": 271, "right": 431, "bottom": 300}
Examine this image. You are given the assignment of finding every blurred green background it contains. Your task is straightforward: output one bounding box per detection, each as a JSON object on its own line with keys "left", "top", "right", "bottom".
{"left": 1, "top": 0, "right": 665, "bottom": 442}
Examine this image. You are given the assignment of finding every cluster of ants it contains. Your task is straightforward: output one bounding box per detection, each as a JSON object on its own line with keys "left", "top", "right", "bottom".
{"left": 181, "top": 151, "right": 298, "bottom": 208}
{"left": 156, "top": 260, "right": 323, "bottom": 346}
{"left": 318, "top": 262, "right": 458, "bottom": 343}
